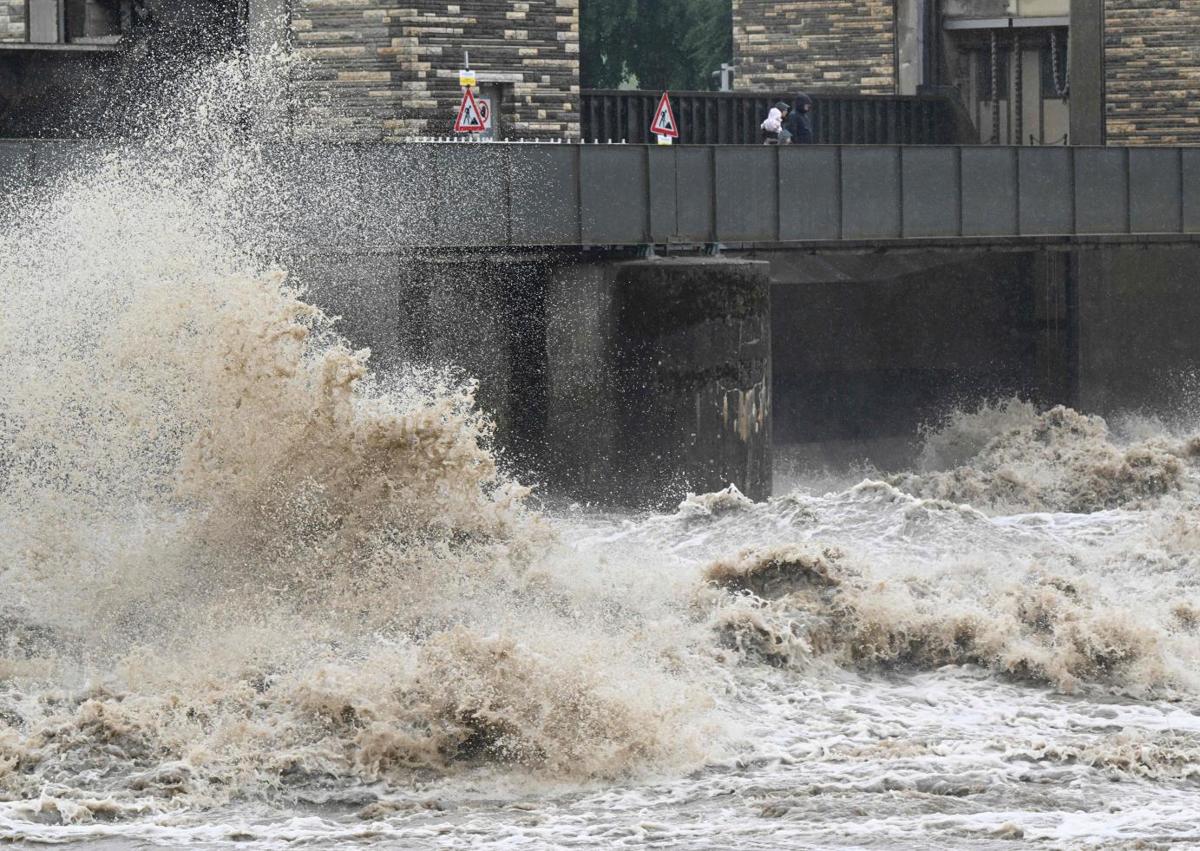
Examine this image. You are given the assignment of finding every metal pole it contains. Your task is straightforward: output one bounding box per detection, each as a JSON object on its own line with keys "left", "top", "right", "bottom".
{"left": 1069, "top": 0, "right": 1106, "bottom": 145}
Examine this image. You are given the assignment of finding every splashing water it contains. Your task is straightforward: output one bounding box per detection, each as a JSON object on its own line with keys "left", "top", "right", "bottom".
{"left": 0, "top": 51, "right": 714, "bottom": 830}
{"left": 893, "top": 399, "right": 1200, "bottom": 514}
{"left": 3, "top": 54, "right": 1200, "bottom": 848}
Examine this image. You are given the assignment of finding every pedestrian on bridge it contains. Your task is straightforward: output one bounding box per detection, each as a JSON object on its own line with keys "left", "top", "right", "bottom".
{"left": 761, "top": 101, "right": 792, "bottom": 144}
{"left": 786, "top": 93, "right": 814, "bottom": 144}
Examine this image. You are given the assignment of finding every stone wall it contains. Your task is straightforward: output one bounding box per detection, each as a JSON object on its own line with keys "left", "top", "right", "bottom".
{"left": 731, "top": 0, "right": 895, "bottom": 93}
{"left": 290, "top": 0, "right": 579, "bottom": 141}
{"left": 1105, "top": 0, "right": 1200, "bottom": 144}
{"left": 1, "top": 1, "right": 25, "bottom": 42}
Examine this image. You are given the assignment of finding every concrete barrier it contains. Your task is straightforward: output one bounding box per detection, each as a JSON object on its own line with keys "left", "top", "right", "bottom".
{"left": 4, "top": 140, "right": 1200, "bottom": 250}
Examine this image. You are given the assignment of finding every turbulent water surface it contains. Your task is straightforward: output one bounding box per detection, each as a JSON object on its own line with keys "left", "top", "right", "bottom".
{"left": 2, "top": 55, "right": 1200, "bottom": 849}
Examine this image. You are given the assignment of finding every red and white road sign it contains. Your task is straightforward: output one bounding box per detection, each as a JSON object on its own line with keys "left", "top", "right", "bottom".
{"left": 454, "top": 88, "right": 486, "bottom": 133}
{"left": 476, "top": 96, "right": 492, "bottom": 131}
{"left": 650, "top": 92, "right": 679, "bottom": 138}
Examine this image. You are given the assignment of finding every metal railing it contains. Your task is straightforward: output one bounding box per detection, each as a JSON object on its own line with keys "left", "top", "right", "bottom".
{"left": 581, "top": 90, "right": 979, "bottom": 145}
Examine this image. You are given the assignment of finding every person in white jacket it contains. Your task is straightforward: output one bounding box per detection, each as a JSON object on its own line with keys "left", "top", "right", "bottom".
{"left": 761, "top": 101, "right": 792, "bottom": 144}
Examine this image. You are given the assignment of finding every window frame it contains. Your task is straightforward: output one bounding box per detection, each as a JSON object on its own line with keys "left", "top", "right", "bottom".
{"left": 26, "top": 0, "right": 124, "bottom": 45}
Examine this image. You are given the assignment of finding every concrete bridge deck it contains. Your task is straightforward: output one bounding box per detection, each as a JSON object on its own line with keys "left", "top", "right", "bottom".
{"left": 3, "top": 140, "right": 1200, "bottom": 252}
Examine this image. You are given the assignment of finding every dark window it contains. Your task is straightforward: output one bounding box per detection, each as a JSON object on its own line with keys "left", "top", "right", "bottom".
{"left": 66, "top": 0, "right": 121, "bottom": 41}
{"left": 1041, "top": 29, "right": 1069, "bottom": 98}
{"left": 975, "top": 45, "right": 1010, "bottom": 101}
{"left": 26, "top": 0, "right": 121, "bottom": 44}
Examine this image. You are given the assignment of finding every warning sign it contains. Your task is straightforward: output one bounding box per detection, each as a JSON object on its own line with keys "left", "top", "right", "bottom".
{"left": 454, "top": 88, "right": 486, "bottom": 133}
{"left": 650, "top": 92, "right": 679, "bottom": 138}
{"left": 476, "top": 96, "right": 492, "bottom": 131}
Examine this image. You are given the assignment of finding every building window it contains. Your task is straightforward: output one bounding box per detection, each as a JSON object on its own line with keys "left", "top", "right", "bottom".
{"left": 27, "top": 0, "right": 123, "bottom": 45}
{"left": 1040, "top": 28, "right": 1069, "bottom": 99}
{"left": 975, "top": 45, "right": 1010, "bottom": 101}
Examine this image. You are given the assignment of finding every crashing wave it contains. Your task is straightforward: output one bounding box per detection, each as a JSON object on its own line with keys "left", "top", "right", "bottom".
{"left": 891, "top": 400, "right": 1200, "bottom": 513}
{"left": 0, "top": 51, "right": 712, "bottom": 821}
{"left": 675, "top": 484, "right": 755, "bottom": 520}
{"left": 701, "top": 545, "right": 1187, "bottom": 695}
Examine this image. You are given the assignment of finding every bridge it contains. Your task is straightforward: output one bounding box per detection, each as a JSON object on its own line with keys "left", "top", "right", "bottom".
{"left": 399, "top": 142, "right": 1199, "bottom": 251}
{"left": 3, "top": 139, "right": 1199, "bottom": 252}
{"left": 3, "top": 137, "right": 1200, "bottom": 508}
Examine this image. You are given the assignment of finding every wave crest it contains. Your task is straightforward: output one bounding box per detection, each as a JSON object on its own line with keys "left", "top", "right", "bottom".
{"left": 893, "top": 401, "right": 1199, "bottom": 513}
{"left": 703, "top": 545, "right": 1188, "bottom": 694}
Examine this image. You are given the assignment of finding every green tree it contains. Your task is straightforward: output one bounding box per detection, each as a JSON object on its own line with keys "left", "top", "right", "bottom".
{"left": 580, "top": 0, "right": 638, "bottom": 89}
{"left": 677, "top": 0, "right": 734, "bottom": 89}
{"left": 581, "top": 0, "right": 733, "bottom": 91}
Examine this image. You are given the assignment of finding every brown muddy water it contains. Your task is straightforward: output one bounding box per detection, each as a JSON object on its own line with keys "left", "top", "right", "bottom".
{"left": 2, "top": 54, "right": 1200, "bottom": 850}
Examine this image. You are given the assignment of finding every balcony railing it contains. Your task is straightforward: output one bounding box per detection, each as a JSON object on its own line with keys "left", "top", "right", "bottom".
{"left": 581, "top": 89, "right": 979, "bottom": 146}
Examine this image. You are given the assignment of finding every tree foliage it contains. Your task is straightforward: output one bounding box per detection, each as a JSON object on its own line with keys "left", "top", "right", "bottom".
{"left": 580, "top": 0, "right": 733, "bottom": 91}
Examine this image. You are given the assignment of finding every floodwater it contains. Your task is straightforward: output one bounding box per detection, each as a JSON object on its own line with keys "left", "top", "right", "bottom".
{"left": 2, "top": 54, "right": 1199, "bottom": 849}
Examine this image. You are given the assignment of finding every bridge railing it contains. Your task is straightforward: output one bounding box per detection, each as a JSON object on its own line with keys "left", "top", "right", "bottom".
{"left": 581, "top": 90, "right": 979, "bottom": 145}
{"left": 2, "top": 140, "right": 1198, "bottom": 249}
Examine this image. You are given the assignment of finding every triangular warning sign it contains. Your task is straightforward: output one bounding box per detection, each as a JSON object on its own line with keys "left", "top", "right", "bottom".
{"left": 454, "top": 88, "right": 486, "bottom": 133}
{"left": 650, "top": 92, "right": 679, "bottom": 138}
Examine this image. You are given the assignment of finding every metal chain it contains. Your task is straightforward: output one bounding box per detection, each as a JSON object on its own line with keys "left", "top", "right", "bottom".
{"left": 1013, "top": 30, "right": 1022, "bottom": 145}
{"left": 1050, "top": 28, "right": 1070, "bottom": 98}
{"left": 990, "top": 30, "right": 1000, "bottom": 144}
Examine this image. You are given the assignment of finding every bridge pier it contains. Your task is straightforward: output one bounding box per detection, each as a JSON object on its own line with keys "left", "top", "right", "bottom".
{"left": 1031, "top": 251, "right": 1076, "bottom": 410}
{"left": 1070, "top": 244, "right": 1200, "bottom": 416}
{"left": 545, "top": 258, "right": 772, "bottom": 507}
{"left": 292, "top": 239, "right": 1200, "bottom": 499}
{"left": 293, "top": 251, "right": 772, "bottom": 507}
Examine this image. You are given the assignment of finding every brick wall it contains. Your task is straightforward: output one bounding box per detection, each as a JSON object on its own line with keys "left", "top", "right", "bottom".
{"left": 1, "top": 1, "right": 25, "bottom": 42}
{"left": 731, "top": 0, "right": 895, "bottom": 93}
{"left": 1105, "top": 0, "right": 1200, "bottom": 144}
{"left": 290, "top": 0, "right": 579, "bottom": 141}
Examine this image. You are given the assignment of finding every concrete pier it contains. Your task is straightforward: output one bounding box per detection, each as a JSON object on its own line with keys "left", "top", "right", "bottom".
{"left": 296, "top": 253, "right": 551, "bottom": 463}
{"left": 289, "top": 241, "right": 1200, "bottom": 495}
{"left": 1073, "top": 245, "right": 1200, "bottom": 416}
{"left": 295, "top": 253, "right": 774, "bottom": 506}
{"left": 546, "top": 258, "right": 772, "bottom": 507}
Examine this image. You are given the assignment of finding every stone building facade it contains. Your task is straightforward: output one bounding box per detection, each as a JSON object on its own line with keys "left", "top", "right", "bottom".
{"left": 1104, "top": 0, "right": 1200, "bottom": 144}
{"left": 0, "top": 1, "right": 579, "bottom": 140}
{"left": 289, "top": 0, "right": 580, "bottom": 141}
{"left": 731, "top": 0, "right": 896, "bottom": 93}
{"left": 1, "top": 2, "right": 25, "bottom": 42}
{"left": 732, "top": 0, "right": 1200, "bottom": 146}
{"left": 4, "top": 1, "right": 1199, "bottom": 145}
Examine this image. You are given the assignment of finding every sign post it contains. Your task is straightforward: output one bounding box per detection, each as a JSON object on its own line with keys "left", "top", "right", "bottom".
{"left": 650, "top": 92, "right": 679, "bottom": 145}
{"left": 454, "top": 50, "right": 487, "bottom": 137}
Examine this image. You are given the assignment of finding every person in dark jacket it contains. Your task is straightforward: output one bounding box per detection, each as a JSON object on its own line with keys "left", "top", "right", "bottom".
{"left": 785, "top": 93, "right": 814, "bottom": 144}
